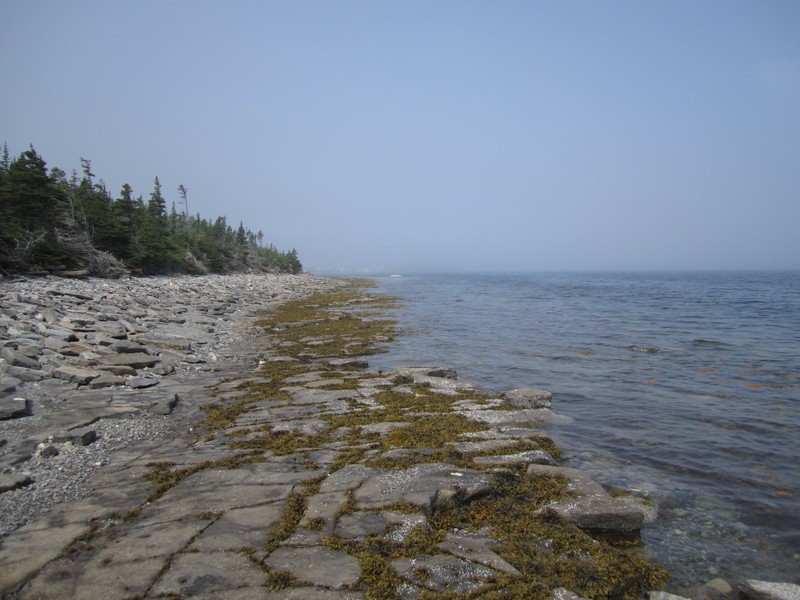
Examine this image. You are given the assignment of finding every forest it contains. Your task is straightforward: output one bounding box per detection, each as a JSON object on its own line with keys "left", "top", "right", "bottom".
{"left": 0, "top": 144, "right": 302, "bottom": 277}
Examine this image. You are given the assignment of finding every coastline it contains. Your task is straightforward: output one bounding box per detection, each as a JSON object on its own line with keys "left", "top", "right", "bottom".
{"left": 0, "top": 274, "right": 796, "bottom": 599}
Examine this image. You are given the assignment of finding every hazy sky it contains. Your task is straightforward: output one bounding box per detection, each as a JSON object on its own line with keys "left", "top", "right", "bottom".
{"left": 2, "top": 1, "right": 799, "bottom": 273}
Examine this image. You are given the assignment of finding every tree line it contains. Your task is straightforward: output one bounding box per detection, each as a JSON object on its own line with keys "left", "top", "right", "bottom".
{"left": 0, "top": 144, "right": 302, "bottom": 277}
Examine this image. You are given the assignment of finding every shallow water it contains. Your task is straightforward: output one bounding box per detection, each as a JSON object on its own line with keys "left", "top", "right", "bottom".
{"left": 371, "top": 271, "right": 800, "bottom": 588}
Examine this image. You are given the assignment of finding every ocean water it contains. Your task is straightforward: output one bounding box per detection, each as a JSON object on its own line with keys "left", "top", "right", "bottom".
{"left": 369, "top": 271, "right": 800, "bottom": 589}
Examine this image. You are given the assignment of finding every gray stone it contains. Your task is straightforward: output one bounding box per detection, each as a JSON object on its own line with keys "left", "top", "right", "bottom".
{"left": 740, "top": 581, "right": 800, "bottom": 600}
{"left": 0, "top": 473, "right": 34, "bottom": 494}
{"left": 134, "top": 334, "right": 193, "bottom": 352}
{"left": 502, "top": 387, "right": 553, "bottom": 409}
{"left": 0, "top": 396, "right": 32, "bottom": 420}
{"left": 544, "top": 495, "right": 645, "bottom": 532}
{"left": 87, "top": 372, "right": 125, "bottom": 388}
{"left": 100, "top": 352, "right": 159, "bottom": 369}
{"left": 336, "top": 510, "right": 428, "bottom": 542}
{"left": 52, "top": 365, "right": 101, "bottom": 384}
{"left": 438, "top": 528, "right": 521, "bottom": 575}
{"left": 2, "top": 366, "right": 47, "bottom": 381}
{"left": 391, "top": 553, "right": 496, "bottom": 595}
{"left": 95, "top": 364, "right": 137, "bottom": 376}
{"left": 650, "top": 593, "right": 691, "bottom": 600}
{"left": 0, "top": 376, "right": 22, "bottom": 394}
{"left": 329, "top": 357, "right": 370, "bottom": 369}
{"left": 472, "top": 449, "right": 557, "bottom": 466}
{"left": 264, "top": 546, "right": 361, "bottom": 589}
{"left": 149, "top": 551, "right": 264, "bottom": 597}
{"left": 53, "top": 426, "right": 98, "bottom": 446}
{"left": 680, "top": 585, "right": 732, "bottom": 600}
{"left": 527, "top": 464, "right": 609, "bottom": 497}
{"left": 147, "top": 393, "right": 179, "bottom": 415}
{"left": 40, "top": 444, "right": 59, "bottom": 458}
{"left": 354, "top": 463, "right": 493, "bottom": 511}
{"left": 126, "top": 376, "right": 160, "bottom": 389}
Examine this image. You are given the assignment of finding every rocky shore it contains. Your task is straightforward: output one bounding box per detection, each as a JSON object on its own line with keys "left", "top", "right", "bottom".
{"left": 1, "top": 274, "right": 797, "bottom": 600}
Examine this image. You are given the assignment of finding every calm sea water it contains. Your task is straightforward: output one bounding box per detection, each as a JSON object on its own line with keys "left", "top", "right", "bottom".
{"left": 370, "top": 271, "right": 800, "bottom": 589}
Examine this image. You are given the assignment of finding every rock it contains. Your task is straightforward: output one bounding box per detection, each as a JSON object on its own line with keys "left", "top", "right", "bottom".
{"left": 650, "top": 593, "right": 691, "bottom": 600}
{"left": 527, "top": 464, "right": 609, "bottom": 497}
{"left": 740, "top": 581, "right": 800, "bottom": 600}
{"left": 133, "top": 334, "right": 193, "bottom": 352}
{"left": 0, "top": 397, "right": 32, "bottom": 420}
{"left": 40, "top": 445, "right": 59, "bottom": 458}
{"left": 354, "top": 463, "right": 493, "bottom": 511}
{"left": 681, "top": 585, "right": 733, "bottom": 600}
{"left": 392, "top": 366, "right": 458, "bottom": 380}
{"left": 472, "top": 449, "right": 557, "bottom": 466}
{"left": 328, "top": 357, "right": 369, "bottom": 369}
{"left": 0, "top": 376, "right": 22, "bottom": 394}
{"left": 706, "top": 579, "right": 734, "bottom": 595}
{"left": 100, "top": 352, "right": 160, "bottom": 369}
{"left": 126, "top": 376, "right": 159, "bottom": 389}
{"left": 87, "top": 372, "right": 125, "bottom": 388}
{"left": 543, "top": 495, "right": 645, "bottom": 533}
{"left": 502, "top": 387, "right": 553, "bottom": 409}
{"left": 438, "top": 528, "right": 521, "bottom": 575}
{"left": 53, "top": 426, "right": 98, "bottom": 446}
{"left": 95, "top": 364, "right": 137, "bottom": 376}
{"left": 147, "top": 393, "right": 179, "bottom": 415}
{"left": 52, "top": 365, "right": 101, "bottom": 385}
{"left": 391, "top": 553, "right": 496, "bottom": 595}
{"left": 2, "top": 366, "right": 47, "bottom": 381}
{"left": 0, "top": 473, "right": 34, "bottom": 494}
{"left": 264, "top": 546, "right": 361, "bottom": 590}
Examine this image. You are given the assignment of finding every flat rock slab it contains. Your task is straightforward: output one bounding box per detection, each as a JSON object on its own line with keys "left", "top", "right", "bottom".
{"left": 189, "top": 502, "right": 286, "bottom": 551}
{"left": 0, "top": 396, "right": 32, "bottom": 420}
{"left": 740, "top": 581, "right": 800, "bottom": 600}
{"left": 336, "top": 510, "right": 428, "bottom": 542}
{"left": 150, "top": 550, "right": 265, "bottom": 597}
{"left": 354, "top": 463, "right": 493, "bottom": 511}
{"left": 438, "top": 528, "right": 521, "bottom": 575}
{"left": 265, "top": 546, "right": 361, "bottom": 589}
{"left": 544, "top": 495, "right": 645, "bottom": 532}
{"left": 100, "top": 352, "right": 160, "bottom": 369}
{"left": 392, "top": 553, "right": 497, "bottom": 595}
{"left": 472, "top": 449, "right": 557, "bottom": 466}
{"left": 528, "top": 464, "right": 609, "bottom": 497}
{"left": 502, "top": 387, "right": 553, "bottom": 408}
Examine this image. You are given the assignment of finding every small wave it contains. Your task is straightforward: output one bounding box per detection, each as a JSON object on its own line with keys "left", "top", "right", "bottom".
{"left": 626, "top": 345, "right": 659, "bottom": 353}
{"left": 692, "top": 339, "right": 729, "bottom": 347}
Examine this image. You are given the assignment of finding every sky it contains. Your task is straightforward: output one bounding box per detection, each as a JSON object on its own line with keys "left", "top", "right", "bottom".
{"left": 2, "top": 1, "right": 799, "bottom": 274}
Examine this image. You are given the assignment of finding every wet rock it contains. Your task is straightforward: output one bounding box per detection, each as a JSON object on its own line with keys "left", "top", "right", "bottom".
{"left": 740, "top": 580, "right": 800, "bottom": 600}
{"left": 680, "top": 584, "right": 733, "bottom": 600}
{"left": 543, "top": 495, "right": 645, "bottom": 533}
{"left": 502, "top": 387, "right": 553, "bottom": 409}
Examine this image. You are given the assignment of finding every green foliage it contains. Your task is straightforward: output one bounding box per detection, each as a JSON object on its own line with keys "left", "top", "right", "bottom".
{"left": 0, "top": 143, "right": 303, "bottom": 276}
